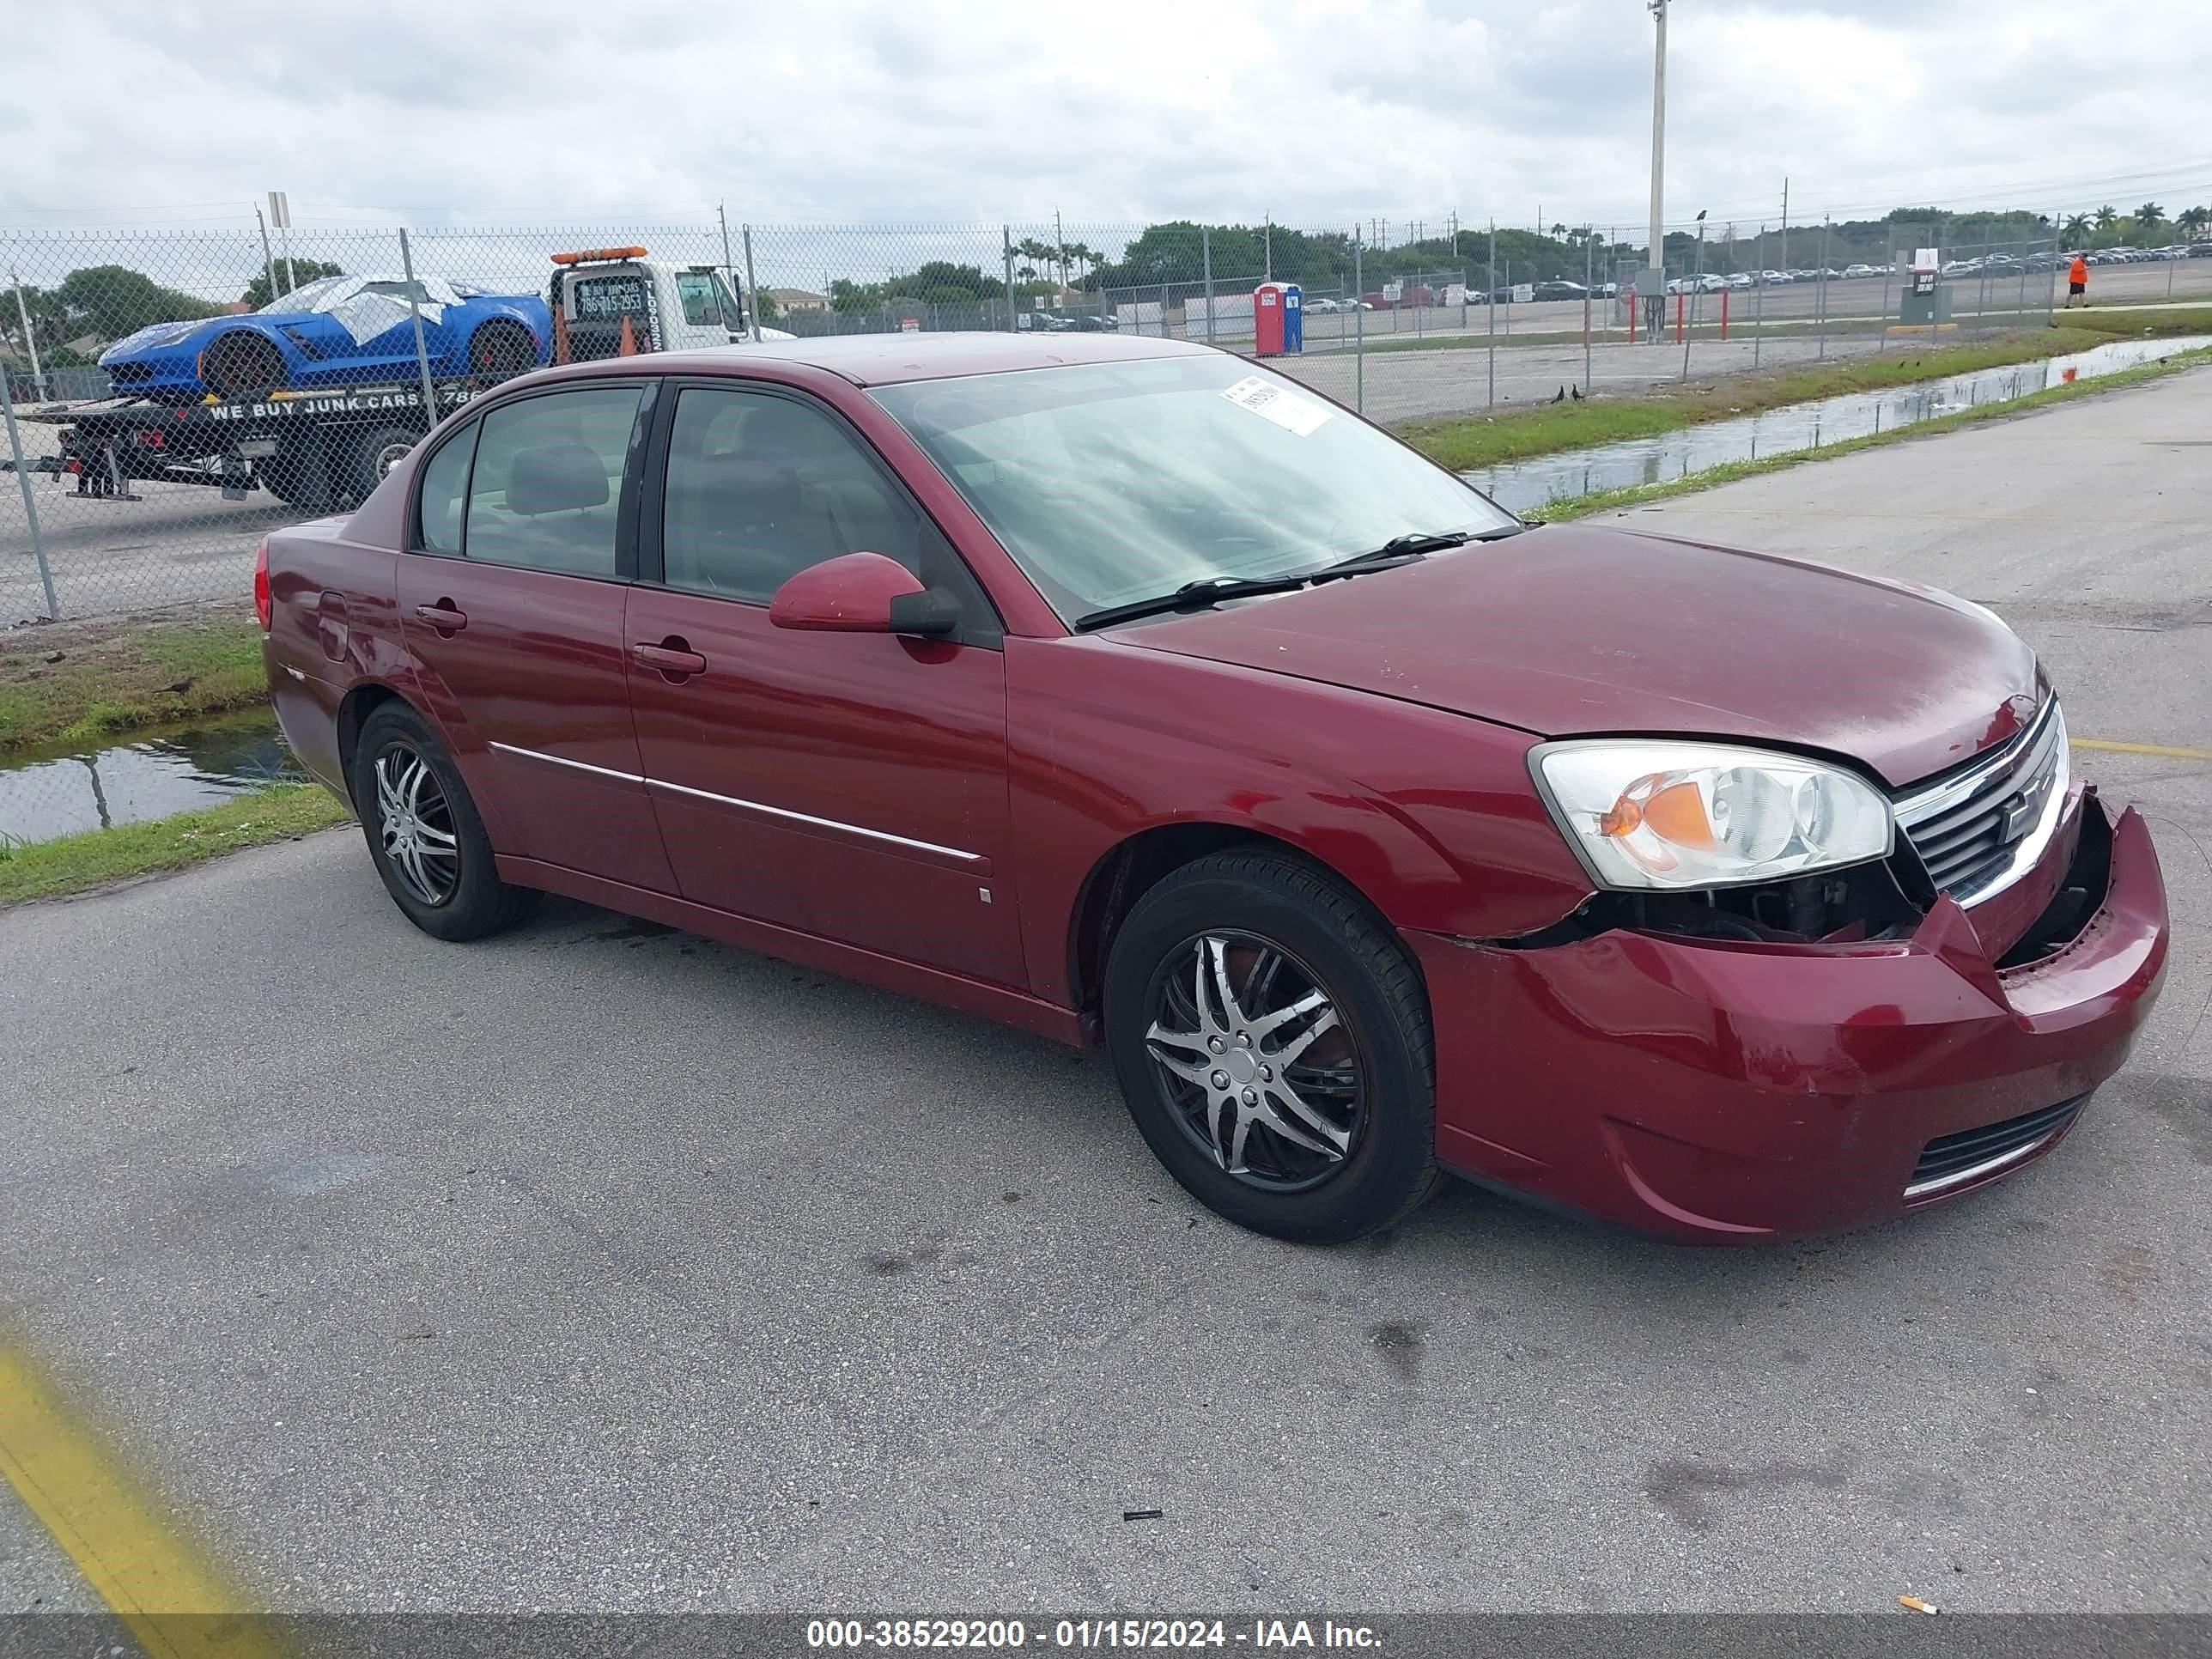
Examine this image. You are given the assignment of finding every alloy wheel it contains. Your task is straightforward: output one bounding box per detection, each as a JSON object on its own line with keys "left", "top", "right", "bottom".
{"left": 1143, "top": 932, "right": 1365, "bottom": 1191}
{"left": 373, "top": 745, "right": 460, "bottom": 906}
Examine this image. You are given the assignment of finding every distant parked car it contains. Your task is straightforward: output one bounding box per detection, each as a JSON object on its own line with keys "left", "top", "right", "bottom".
{"left": 1529, "top": 281, "right": 1587, "bottom": 301}
{"left": 1843, "top": 264, "right": 1879, "bottom": 279}
{"left": 1723, "top": 272, "right": 1753, "bottom": 289}
{"left": 100, "top": 274, "right": 549, "bottom": 404}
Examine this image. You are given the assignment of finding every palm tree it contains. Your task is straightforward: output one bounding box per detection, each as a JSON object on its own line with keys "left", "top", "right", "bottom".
{"left": 2094, "top": 204, "right": 2120, "bottom": 236}
{"left": 2060, "top": 212, "right": 2092, "bottom": 246}
{"left": 2178, "top": 205, "right": 2211, "bottom": 243}
{"left": 2136, "top": 202, "right": 2167, "bottom": 235}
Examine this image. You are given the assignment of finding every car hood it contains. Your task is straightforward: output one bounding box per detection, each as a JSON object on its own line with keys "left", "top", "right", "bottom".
{"left": 100, "top": 317, "right": 222, "bottom": 363}
{"left": 1111, "top": 525, "right": 2040, "bottom": 789}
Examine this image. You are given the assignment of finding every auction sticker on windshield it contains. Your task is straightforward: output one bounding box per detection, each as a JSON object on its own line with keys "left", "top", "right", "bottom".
{"left": 1221, "top": 374, "right": 1333, "bottom": 436}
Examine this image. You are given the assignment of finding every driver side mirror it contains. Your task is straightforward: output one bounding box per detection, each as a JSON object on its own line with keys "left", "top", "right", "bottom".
{"left": 769, "top": 551, "right": 959, "bottom": 638}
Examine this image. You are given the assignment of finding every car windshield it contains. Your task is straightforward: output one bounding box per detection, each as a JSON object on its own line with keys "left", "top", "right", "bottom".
{"left": 260, "top": 275, "right": 350, "bottom": 313}
{"left": 869, "top": 355, "right": 1516, "bottom": 619}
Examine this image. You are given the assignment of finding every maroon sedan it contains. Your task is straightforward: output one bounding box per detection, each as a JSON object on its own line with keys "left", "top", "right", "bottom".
{"left": 259, "top": 334, "right": 2167, "bottom": 1244}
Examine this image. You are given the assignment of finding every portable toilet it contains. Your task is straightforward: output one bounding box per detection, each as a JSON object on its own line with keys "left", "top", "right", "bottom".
{"left": 1254, "top": 282, "right": 1303, "bottom": 356}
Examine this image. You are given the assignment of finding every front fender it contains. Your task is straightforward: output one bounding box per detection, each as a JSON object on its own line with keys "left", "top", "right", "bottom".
{"left": 1006, "top": 635, "right": 1594, "bottom": 1008}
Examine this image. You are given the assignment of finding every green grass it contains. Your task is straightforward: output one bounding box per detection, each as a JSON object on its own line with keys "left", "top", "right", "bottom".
{"left": 1395, "top": 307, "right": 2212, "bottom": 473}
{"left": 1528, "top": 343, "right": 2212, "bottom": 523}
{"left": 0, "top": 611, "right": 269, "bottom": 754}
{"left": 0, "top": 783, "right": 354, "bottom": 904}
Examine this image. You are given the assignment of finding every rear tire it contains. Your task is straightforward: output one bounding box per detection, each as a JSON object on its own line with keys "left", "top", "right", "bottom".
{"left": 344, "top": 423, "right": 421, "bottom": 501}
{"left": 260, "top": 434, "right": 339, "bottom": 512}
{"left": 351, "top": 702, "right": 538, "bottom": 942}
{"left": 1103, "top": 849, "right": 1439, "bottom": 1243}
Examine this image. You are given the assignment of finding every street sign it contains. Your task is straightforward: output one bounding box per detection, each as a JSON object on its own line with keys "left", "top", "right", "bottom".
{"left": 267, "top": 191, "right": 291, "bottom": 230}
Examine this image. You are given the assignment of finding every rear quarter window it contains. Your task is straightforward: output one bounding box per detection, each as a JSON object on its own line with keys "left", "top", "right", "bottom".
{"left": 413, "top": 422, "right": 476, "bottom": 554}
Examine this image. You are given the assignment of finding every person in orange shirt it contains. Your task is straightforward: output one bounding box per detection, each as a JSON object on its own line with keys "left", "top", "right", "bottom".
{"left": 2065, "top": 252, "right": 2089, "bottom": 307}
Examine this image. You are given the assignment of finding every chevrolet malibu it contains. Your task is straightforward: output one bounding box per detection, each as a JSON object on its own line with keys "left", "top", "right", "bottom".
{"left": 259, "top": 334, "right": 2168, "bottom": 1244}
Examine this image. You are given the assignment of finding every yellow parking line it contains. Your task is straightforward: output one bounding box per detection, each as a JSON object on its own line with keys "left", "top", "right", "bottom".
{"left": 2072, "top": 738, "right": 2212, "bottom": 762}
{"left": 0, "top": 1343, "right": 280, "bottom": 1659}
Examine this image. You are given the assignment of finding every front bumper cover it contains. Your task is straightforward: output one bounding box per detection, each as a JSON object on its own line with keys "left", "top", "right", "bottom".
{"left": 1407, "top": 794, "right": 2167, "bottom": 1243}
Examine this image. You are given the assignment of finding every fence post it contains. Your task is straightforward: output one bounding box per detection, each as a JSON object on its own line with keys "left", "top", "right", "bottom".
{"left": 1352, "top": 229, "right": 1364, "bottom": 413}
{"left": 1002, "top": 227, "right": 1017, "bottom": 332}
{"left": 396, "top": 229, "right": 440, "bottom": 425}
{"left": 1, "top": 357, "right": 60, "bottom": 619}
{"left": 2047, "top": 210, "right": 2060, "bottom": 325}
{"left": 1879, "top": 238, "right": 1893, "bottom": 352}
{"left": 1486, "top": 220, "right": 1497, "bottom": 408}
{"left": 1201, "top": 225, "right": 1214, "bottom": 346}
{"left": 1583, "top": 232, "right": 1593, "bottom": 395}
{"left": 741, "top": 226, "right": 763, "bottom": 343}
{"left": 9, "top": 268, "right": 43, "bottom": 399}
{"left": 1753, "top": 225, "right": 1765, "bottom": 368}
{"left": 1817, "top": 217, "right": 1832, "bottom": 360}
{"left": 717, "top": 204, "right": 740, "bottom": 328}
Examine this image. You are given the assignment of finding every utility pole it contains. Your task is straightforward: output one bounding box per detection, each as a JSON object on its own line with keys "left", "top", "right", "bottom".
{"left": 1781, "top": 177, "right": 1790, "bottom": 272}
{"left": 1054, "top": 207, "right": 1066, "bottom": 299}
{"left": 1647, "top": 0, "right": 1668, "bottom": 307}
{"left": 254, "top": 208, "right": 278, "bottom": 313}
{"left": 268, "top": 190, "right": 295, "bottom": 298}
{"left": 1265, "top": 216, "right": 1273, "bottom": 282}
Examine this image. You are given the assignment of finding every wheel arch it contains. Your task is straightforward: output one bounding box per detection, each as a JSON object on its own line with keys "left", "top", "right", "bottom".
{"left": 335, "top": 681, "right": 413, "bottom": 808}
{"left": 1065, "top": 821, "right": 1423, "bottom": 1031}
{"left": 197, "top": 325, "right": 290, "bottom": 397}
{"left": 467, "top": 311, "right": 545, "bottom": 374}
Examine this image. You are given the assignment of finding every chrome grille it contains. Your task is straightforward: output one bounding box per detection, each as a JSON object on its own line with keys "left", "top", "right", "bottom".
{"left": 1893, "top": 698, "right": 2068, "bottom": 906}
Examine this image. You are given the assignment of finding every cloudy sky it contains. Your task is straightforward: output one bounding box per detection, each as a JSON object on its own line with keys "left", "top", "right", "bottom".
{"left": 4, "top": 0, "right": 2209, "bottom": 239}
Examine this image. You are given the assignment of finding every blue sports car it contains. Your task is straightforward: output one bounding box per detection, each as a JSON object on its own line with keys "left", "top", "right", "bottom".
{"left": 100, "top": 274, "right": 550, "bottom": 404}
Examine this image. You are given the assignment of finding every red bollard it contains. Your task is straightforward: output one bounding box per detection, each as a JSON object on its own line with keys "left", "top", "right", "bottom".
{"left": 1720, "top": 287, "right": 1730, "bottom": 340}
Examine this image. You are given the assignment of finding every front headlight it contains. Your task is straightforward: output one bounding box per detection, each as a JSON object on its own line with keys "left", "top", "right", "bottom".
{"left": 1531, "top": 740, "right": 1894, "bottom": 891}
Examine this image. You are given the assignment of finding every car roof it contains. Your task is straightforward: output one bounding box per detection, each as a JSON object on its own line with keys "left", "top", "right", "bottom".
{"left": 640, "top": 330, "right": 1217, "bottom": 387}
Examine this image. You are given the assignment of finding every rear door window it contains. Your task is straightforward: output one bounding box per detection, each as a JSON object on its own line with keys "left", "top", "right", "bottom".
{"left": 463, "top": 386, "right": 645, "bottom": 577}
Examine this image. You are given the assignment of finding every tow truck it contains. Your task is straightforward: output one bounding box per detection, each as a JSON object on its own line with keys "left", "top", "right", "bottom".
{"left": 34, "top": 248, "right": 781, "bottom": 513}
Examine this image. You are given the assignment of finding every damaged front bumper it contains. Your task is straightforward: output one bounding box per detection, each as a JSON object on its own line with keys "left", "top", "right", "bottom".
{"left": 1405, "top": 793, "right": 2168, "bottom": 1243}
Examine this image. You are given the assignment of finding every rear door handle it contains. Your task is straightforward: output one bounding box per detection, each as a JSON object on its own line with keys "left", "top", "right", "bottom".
{"left": 415, "top": 602, "right": 467, "bottom": 631}
{"left": 632, "top": 641, "right": 708, "bottom": 676}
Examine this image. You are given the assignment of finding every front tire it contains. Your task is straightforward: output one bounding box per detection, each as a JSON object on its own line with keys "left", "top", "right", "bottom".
{"left": 1103, "top": 849, "right": 1438, "bottom": 1243}
{"left": 201, "top": 331, "right": 285, "bottom": 400}
{"left": 350, "top": 702, "right": 537, "bottom": 941}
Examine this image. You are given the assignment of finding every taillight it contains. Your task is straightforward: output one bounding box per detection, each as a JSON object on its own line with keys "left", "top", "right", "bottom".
{"left": 253, "top": 538, "right": 271, "bottom": 630}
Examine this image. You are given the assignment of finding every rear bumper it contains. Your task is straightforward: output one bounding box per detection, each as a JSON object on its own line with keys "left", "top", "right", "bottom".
{"left": 1407, "top": 795, "right": 2167, "bottom": 1243}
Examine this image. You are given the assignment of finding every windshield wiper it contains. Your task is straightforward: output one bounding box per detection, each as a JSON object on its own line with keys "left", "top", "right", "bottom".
{"left": 1310, "top": 525, "right": 1527, "bottom": 581}
{"left": 1073, "top": 524, "right": 1532, "bottom": 632}
{"left": 1073, "top": 573, "right": 1316, "bottom": 632}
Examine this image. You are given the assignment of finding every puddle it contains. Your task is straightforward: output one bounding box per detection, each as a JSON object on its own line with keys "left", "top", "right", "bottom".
{"left": 0, "top": 706, "right": 303, "bottom": 846}
{"left": 1468, "top": 335, "right": 2212, "bottom": 514}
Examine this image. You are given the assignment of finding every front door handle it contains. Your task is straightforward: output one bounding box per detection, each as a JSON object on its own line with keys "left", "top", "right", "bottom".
{"left": 632, "top": 640, "right": 708, "bottom": 678}
{"left": 416, "top": 601, "right": 467, "bottom": 632}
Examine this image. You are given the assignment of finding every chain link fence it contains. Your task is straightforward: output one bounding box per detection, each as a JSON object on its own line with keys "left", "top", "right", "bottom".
{"left": 6, "top": 210, "right": 2211, "bottom": 634}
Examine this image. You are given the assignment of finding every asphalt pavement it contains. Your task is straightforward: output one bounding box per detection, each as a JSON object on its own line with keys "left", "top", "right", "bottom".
{"left": 3, "top": 366, "right": 2209, "bottom": 1616}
